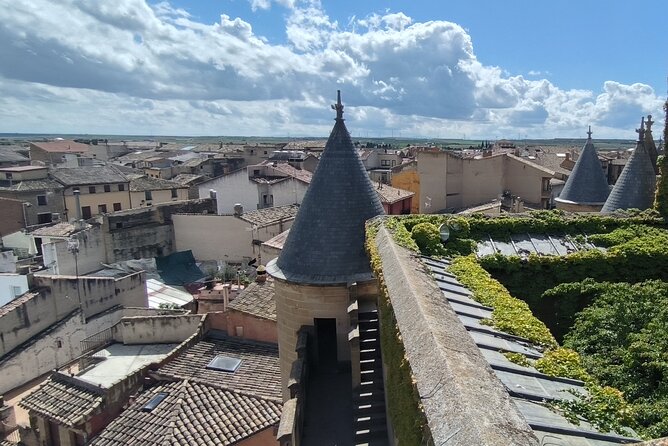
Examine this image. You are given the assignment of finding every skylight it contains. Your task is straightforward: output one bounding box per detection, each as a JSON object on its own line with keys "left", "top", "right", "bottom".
{"left": 206, "top": 355, "right": 242, "bottom": 373}
{"left": 141, "top": 392, "right": 168, "bottom": 412}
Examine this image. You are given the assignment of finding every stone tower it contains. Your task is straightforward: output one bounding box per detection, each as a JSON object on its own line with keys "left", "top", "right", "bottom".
{"left": 554, "top": 127, "right": 610, "bottom": 212}
{"left": 602, "top": 118, "right": 657, "bottom": 212}
{"left": 267, "top": 91, "right": 385, "bottom": 399}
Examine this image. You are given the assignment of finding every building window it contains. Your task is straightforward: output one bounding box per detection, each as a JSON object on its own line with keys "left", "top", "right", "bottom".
{"left": 5, "top": 172, "right": 12, "bottom": 180}
{"left": 253, "top": 169, "right": 260, "bottom": 176}
{"left": 381, "top": 160, "right": 390, "bottom": 167}
{"left": 171, "top": 189, "right": 178, "bottom": 198}
{"left": 118, "top": 184, "right": 125, "bottom": 192}
{"left": 98, "top": 204, "right": 107, "bottom": 214}
{"left": 264, "top": 151, "right": 268, "bottom": 155}
{"left": 262, "top": 194, "right": 273, "bottom": 206}
{"left": 37, "top": 195, "right": 47, "bottom": 206}
{"left": 81, "top": 206, "right": 92, "bottom": 219}
{"left": 104, "top": 184, "right": 111, "bottom": 192}
{"left": 113, "top": 202, "right": 122, "bottom": 212}
{"left": 89, "top": 186, "right": 96, "bottom": 194}
{"left": 56, "top": 339, "right": 62, "bottom": 348}
{"left": 145, "top": 190, "right": 153, "bottom": 201}
{"left": 37, "top": 213, "right": 53, "bottom": 224}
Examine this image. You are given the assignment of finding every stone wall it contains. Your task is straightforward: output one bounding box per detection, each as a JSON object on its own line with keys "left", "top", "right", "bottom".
{"left": 273, "top": 279, "right": 371, "bottom": 401}
{"left": 103, "top": 199, "right": 215, "bottom": 263}
{"left": 114, "top": 314, "right": 203, "bottom": 345}
{"left": 373, "top": 226, "right": 539, "bottom": 445}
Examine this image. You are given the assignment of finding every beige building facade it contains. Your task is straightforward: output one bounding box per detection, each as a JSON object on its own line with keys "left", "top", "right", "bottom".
{"left": 417, "top": 150, "right": 554, "bottom": 213}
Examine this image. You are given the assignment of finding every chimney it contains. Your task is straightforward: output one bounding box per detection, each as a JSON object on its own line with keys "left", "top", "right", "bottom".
{"left": 73, "top": 188, "right": 82, "bottom": 220}
{"left": 256, "top": 265, "right": 267, "bottom": 283}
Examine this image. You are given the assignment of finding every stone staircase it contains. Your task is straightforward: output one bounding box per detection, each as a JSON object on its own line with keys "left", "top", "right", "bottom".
{"left": 353, "top": 310, "right": 389, "bottom": 446}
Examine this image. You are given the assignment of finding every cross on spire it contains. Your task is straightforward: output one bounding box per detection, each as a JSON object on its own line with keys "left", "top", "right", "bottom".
{"left": 331, "top": 90, "right": 344, "bottom": 121}
{"left": 587, "top": 125, "right": 592, "bottom": 139}
{"left": 636, "top": 117, "right": 645, "bottom": 142}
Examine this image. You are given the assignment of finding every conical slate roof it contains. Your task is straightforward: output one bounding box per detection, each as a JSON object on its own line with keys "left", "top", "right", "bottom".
{"left": 267, "top": 92, "right": 385, "bottom": 285}
{"left": 555, "top": 128, "right": 610, "bottom": 205}
{"left": 601, "top": 123, "right": 657, "bottom": 213}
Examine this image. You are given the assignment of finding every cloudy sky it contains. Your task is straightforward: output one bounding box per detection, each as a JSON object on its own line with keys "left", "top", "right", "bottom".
{"left": 0, "top": 0, "right": 666, "bottom": 139}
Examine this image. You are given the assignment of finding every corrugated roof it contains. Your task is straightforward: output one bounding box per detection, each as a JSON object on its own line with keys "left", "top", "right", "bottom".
{"left": 555, "top": 130, "right": 610, "bottom": 205}
{"left": 51, "top": 166, "right": 128, "bottom": 186}
{"left": 146, "top": 279, "right": 193, "bottom": 309}
{"left": 268, "top": 93, "right": 385, "bottom": 285}
{"left": 422, "top": 256, "right": 639, "bottom": 445}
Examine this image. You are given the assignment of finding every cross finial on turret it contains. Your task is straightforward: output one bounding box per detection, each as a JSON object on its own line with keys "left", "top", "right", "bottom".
{"left": 636, "top": 117, "right": 645, "bottom": 142}
{"left": 587, "top": 125, "right": 592, "bottom": 139}
{"left": 645, "top": 115, "right": 654, "bottom": 134}
{"left": 331, "top": 90, "right": 344, "bottom": 121}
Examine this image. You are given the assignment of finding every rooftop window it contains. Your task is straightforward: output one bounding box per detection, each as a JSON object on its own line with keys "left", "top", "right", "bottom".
{"left": 206, "top": 355, "right": 241, "bottom": 373}
{"left": 141, "top": 392, "right": 168, "bottom": 412}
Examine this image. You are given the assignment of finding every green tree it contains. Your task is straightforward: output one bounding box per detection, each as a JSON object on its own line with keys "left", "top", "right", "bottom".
{"left": 656, "top": 98, "right": 668, "bottom": 220}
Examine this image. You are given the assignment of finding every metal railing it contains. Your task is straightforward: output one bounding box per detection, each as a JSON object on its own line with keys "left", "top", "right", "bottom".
{"left": 80, "top": 326, "right": 114, "bottom": 354}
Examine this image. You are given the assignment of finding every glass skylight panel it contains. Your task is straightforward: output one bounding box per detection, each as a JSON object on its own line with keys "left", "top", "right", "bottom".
{"left": 206, "top": 355, "right": 242, "bottom": 372}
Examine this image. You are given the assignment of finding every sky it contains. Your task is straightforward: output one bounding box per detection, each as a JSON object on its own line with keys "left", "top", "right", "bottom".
{"left": 0, "top": 0, "right": 666, "bottom": 139}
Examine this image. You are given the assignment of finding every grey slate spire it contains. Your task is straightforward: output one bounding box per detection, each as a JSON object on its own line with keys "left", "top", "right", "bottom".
{"left": 555, "top": 127, "right": 610, "bottom": 205}
{"left": 268, "top": 91, "right": 385, "bottom": 285}
{"left": 601, "top": 118, "right": 657, "bottom": 212}
{"left": 644, "top": 114, "right": 659, "bottom": 174}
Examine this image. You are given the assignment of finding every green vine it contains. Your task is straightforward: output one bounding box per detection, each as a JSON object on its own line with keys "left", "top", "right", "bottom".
{"left": 365, "top": 220, "right": 433, "bottom": 446}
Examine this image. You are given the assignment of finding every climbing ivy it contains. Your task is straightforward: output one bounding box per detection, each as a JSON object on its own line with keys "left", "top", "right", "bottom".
{"left": 365, "top": 220, "right": 433, "bottom": 446}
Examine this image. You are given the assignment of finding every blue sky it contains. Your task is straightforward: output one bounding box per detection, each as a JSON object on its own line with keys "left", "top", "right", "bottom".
{"left": 0, "top": 0, "right": 665, "bottom": 138}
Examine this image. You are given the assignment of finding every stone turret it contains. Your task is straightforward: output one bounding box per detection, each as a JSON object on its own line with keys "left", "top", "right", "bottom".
{"left": 267, "top": 91, "right": 385, "bottom": 399}
{"left": 644, "top": 114, "right": 659, "bottom": 174}
{"left": 601, "top": 118, "right": 657, "bottom": 213}
{"left": 554, "top": 126, "right": 610, "bottom": 212}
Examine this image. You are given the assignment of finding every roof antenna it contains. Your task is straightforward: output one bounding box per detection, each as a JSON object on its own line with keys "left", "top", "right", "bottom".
{"left": 587, "top": 125, "right": 592, "bottom": 139}
{"left": 331, "top": 90, "right": 344, "bottom": 121}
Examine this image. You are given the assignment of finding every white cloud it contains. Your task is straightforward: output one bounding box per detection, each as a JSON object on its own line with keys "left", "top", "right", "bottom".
{"left": 0, "top": 0, "right": 662, "bottom": 138}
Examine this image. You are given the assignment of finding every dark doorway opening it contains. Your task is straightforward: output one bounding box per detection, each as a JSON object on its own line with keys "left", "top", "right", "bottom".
{"left": 314, "top": 318, "right": 337, "bottom": 371}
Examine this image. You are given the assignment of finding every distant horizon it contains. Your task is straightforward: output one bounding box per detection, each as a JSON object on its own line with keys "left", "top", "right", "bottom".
{"left": 0, "top": 132, "right": 639, "bottom": 146}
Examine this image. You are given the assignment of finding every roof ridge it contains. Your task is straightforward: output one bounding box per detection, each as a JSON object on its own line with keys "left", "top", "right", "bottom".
{"left": 161, "top": 379, "right": 190, "bottom": 446}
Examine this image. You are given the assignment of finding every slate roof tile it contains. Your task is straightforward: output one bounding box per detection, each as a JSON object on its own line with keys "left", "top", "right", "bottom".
{"left": 269, "top": 93, "right": 385, "bottom": 285}
{"left": 51, "top": 166, "right": 128, "bottom": 186}
{"left": 556, "top": 130, "right": 610, "bottom": 205}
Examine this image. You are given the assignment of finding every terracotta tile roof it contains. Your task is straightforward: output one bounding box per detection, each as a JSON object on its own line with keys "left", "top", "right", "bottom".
{"left": 0, "top": 179, "right": 62, "bottom": 192}
{"left": 0, "top": 291, "right": 39, "bottom": 317}
{"left": 260, "top": 161, "right": 313, "bottom": 184}
{"left": 374, "top": 184, "right": 414, "bottom": 205}
{"left": 157, "top": 335, "right": 281, "bottom": 401}
{"left": 50, "top": 166, "right": 128, "bottom": 186}
{"left": 262, "top": 229, "right": 289, "bottom": 250}
{"left": 90, "top": 380, "right": 281, "bottom": 446}
{"left": 19, "top": 373, "right": 104, "bottom": 427}
{"left": 238, "top": 204, "right": 299, "bottom": 228}
{"left": 170, "top": 174, "right": 207, "bottom": 185}
{"left": 127, "top": 175, "right": 185, "bottom": 192}
{"left": 227, "top": 280, "right": 276, "bottom": 321}
{"left": 30, "top": 140, "right": 89, "bottom": 153}
{"left": 29, "top": 221, "right": 91, "bottom": 237}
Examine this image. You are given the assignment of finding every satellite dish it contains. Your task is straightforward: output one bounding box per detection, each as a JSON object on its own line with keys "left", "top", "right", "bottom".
{"left": 439, "top": 224, "right": 450, "bottom": 242}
